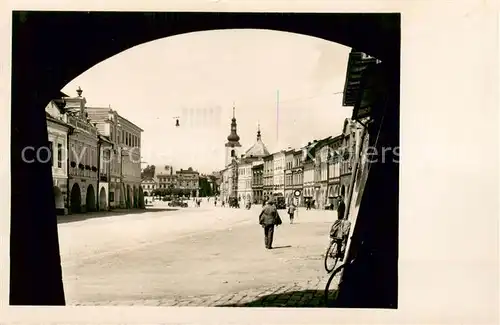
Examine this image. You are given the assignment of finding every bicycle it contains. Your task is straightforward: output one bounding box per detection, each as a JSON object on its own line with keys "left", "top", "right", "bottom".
{"left": 323, "top": 238, "right": 343, "bottom": 273}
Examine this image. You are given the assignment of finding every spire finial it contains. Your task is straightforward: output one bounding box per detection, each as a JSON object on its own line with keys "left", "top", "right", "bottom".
{"left": 257, "top": 121, "right": 261, "bottom": 140}
{"left": 76, "top": 86, "right": 83, "bottom": 97}
{"left": 232, "top": 102, "right": 235, "bottom": 118}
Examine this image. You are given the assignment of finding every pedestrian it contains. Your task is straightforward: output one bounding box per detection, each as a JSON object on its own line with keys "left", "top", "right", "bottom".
{"left": 337, "top": 195, "right": 346, "bottom": 220}
{"left": 287, "top": 202, "right": 297, "bottom": 224}
{"left": 258, "top": 199, "right": 282, "bottom": 249}
{"left": 306, "top": 199, "right": 311, "bottom": 210}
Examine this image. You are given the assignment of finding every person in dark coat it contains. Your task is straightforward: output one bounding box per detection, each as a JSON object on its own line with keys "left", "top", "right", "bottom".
{"left": 337, "top": 195, "right": 346, "bottom": 219}
{"left": 259, "top": 199, "right": 282, "bottom": 249}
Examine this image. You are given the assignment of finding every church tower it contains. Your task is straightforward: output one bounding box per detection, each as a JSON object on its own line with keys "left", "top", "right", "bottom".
{"left": 225, "top": 104, "right": 242, "bottom": 166}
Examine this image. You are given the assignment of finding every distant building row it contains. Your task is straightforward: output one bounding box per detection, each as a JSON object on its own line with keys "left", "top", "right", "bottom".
{"left": 45, "top": 87, "right": 144, "bottom": 215}
{"left": 141, "top": 166, "right": 220, "bottom": 197}
{"left": 218, "top": 107, "right": 363, "bottom": 209}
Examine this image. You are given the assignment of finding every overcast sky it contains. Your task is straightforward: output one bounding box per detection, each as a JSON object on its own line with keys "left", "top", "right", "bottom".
{"left": 62, "top": 29, "right": 352, "bottom": 174}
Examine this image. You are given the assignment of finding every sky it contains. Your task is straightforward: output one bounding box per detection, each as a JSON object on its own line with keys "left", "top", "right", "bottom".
{"left": 62, "top": 29, "right": 352, "bottom": 174}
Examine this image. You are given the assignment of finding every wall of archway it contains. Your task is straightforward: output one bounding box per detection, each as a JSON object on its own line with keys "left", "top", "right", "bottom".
{"left": 10, "top": 12, "right": 400, "bottom": 307}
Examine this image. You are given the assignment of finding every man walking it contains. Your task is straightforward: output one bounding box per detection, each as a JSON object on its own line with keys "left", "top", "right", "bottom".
{"left": 259, "top": 199, "right": 282, "bottom": 249}
{"left": 287, "top": 202, "right": 297, "bottom": 224}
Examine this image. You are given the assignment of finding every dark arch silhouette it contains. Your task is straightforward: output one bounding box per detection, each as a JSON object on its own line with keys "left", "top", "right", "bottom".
{"left": 85, "top": 185, "right": 96, "bottom": 212}
{"left": 69, "top": 183, "right": 81, "bottom": 214}
{"left": 10, "top": 11, "right": 400, "bottom": 307}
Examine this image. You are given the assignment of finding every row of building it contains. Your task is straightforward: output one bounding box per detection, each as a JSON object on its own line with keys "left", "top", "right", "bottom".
{"left": 219, "top": 108, "right": 364, "bottom": 210}
{"left": 45, "top": 87, "right": 144, "bottom": 215}
{"left": 141, "top": 166, "right": 220, "bottom": 197}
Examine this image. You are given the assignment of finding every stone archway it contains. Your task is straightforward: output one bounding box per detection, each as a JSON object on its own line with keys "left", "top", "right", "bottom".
{"left": 86, "top": 185, "right": 96, "bottom": 212}
{"left": 53, "top": 186, "right": 65, "bottom": 215}
{"left": 70, "top": 183, "right": 81, "bottom": 214}
{"left": 11, "top": 12, "right": 401, "bottom": 307}
{"left": 99, "top": 187, "right": 107, "bottom": 211}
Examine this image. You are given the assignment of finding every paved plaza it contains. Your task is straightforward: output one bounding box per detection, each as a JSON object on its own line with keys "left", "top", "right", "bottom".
{"left": 58, "top": 200, "right": 341, "bottom": 307}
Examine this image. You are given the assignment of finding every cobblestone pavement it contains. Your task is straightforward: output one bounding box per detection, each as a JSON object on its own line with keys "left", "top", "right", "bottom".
{"left": 60, "top": 204, "right": 341, "bottom": 307}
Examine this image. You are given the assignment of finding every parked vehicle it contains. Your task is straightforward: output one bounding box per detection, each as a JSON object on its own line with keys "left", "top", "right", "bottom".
{"left": 168, "top": 198, "right": 188, "bottom": 208}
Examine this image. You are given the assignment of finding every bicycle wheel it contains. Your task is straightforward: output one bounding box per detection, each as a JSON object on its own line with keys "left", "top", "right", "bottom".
{"left": 324, "top": 241, "right": 339, "bottom": 273}
{"left": 323, "top": 263, "right": 346, "bottom": 307}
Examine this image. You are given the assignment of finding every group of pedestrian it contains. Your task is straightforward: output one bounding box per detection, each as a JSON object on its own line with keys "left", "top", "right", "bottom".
{"left": 305, "top": 199, "right": 316, "bottom": 210}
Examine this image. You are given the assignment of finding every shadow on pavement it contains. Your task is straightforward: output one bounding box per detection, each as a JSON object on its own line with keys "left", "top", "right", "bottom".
{"left": 271, "top": 245, "right": 292, "bottom": 249}
{"left": 57, "top": 208, "right": 178, "bottom": 224}
{"left": 216, "top": 289, "right": 339, "bottom": 308}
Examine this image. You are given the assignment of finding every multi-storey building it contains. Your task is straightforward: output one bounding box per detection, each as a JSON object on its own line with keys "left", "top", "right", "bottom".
{"left": 86, "top": 107, "right": 122, "bottom": 208}
{"left": 45, "top": 100, "right": 73, "bottom": 215}
{"left": 61, "top": 88, "right": 100, "bottom": 214}
{"left": 339, "top": 118, "right": 364, "bottom": 201}
{"left": 291, "top": 149, "right": 304, "bottom": 206}
{"left": 251, "top": 161, "right": 264, "bottom": 203}
{"left": 327, "top": 135, "right": 344, "bottom": 209}
{"left": 302, "top": 140, "right": 320, "bottom": 207}
{"left": 141, "top": 177, "right": 157, "bottom": 196}
{"left": 117, "top": 113, "right": 143, "bottom": 208}
{"left": 262, "top": 154, "right": 274, "bottom": 200}
{"left": 176, "top": 167, "right": 200, "bottom": 197}
{"left": 317, "top": 137, "right": 332, "bottom": 210}
{"left": 155, "top": 165, "right": 176, "bottom": 190}
{"left": 97, "top": 134, "right": 113, "bottom": 210}
{"left": 237, "top": 158, "right": 253, "bottom": 204}
{"left": 220, "top": 166, "right": 232, "bottom": 203}
{"left": 284, "top": 148, "right": 295, "bottom": 204}
{"left": 272, "top": 151, "right": 285, "bottom": 197}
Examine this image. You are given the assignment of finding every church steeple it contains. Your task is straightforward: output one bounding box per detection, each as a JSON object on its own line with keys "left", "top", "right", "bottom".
{"left": 227, "top": 103, "right": 240, "bottom": 142}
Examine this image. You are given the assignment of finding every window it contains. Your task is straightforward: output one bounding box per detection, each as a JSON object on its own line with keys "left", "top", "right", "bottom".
{"left": 57, "top": 143, "right": 62, "bottom": 168}
{"left": 48, "top": 141, "right": 54, "bottom": 166}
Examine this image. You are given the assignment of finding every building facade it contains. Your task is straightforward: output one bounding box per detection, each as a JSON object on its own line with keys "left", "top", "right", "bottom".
{"left": 317, "top": 138, "right": 331, "bottom": 210}
{"left": 291, "top": 149, "right": 304, "bottom": 206}
{"left": 97, "top": 135, "right": 113, "bottom": 211}
{"left": 45, "top": 101, "right": 72, "bottom": 215}
{"left": 176, "top": 167, "right": 200, "bottom": 197}
{"left": 141, "top": 177, "right": 157, "bottom": 196}
{"left": 220, "top": 166, "right": 232, "bottom": 203}
{"left": 272, "top": 151, "right": 285, "bottom": 197}
{"left": 262, "top": 154, "right": 274, "bottom": 200}
{"left": 86, "top": 107, "right": 122, "bottom": 209}
{"left": 327, "top": 135, "right": 344, "bottom": 209}
{"left": 284, "top": 149, "right": 295, "bottom": 204}
{"left": 237, "top": 159, "right": 253, "bottom": 203}
{"left": 339, "top": 118, "right": 364, "bottom": 201}
{"left": 63, "top": 88, "right": 100, "bottom": 214}
{"left": 251, "top": 161, "right": 264, "bottom": 203}
{"left": 117, "top": 113, "right": 144, "bottom": 208}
